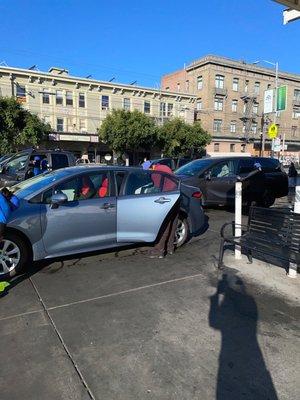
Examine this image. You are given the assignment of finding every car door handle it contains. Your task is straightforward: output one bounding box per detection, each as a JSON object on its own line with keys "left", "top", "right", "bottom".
{"left": 101, "top": 203, "right": 115, "bottom": 209}
{"left": 154, "top": 197, "right": 171, "bottom": 204}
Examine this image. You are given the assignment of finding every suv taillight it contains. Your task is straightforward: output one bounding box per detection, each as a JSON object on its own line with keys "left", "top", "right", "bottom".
{"left": 192, "top": 191, "right": 202, "bottom": 199}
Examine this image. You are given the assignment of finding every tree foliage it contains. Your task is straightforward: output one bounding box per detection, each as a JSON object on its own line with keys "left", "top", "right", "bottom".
{"left": 98, "top": 109, "right": 158, "bottom": 153}
{"left": 158, "top": 118, "right": 211, "bottom": 157}
{"left": 0, "top": 97, "right": 51, "bottom": 154}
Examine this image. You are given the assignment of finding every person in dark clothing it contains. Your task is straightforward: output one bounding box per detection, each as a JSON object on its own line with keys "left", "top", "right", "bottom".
{"left": 288, "top": 162, "right": 298, "bottom": 178}
{"left": 41, "top": 158, "right": 48, "bottom": 173}
{"left": 33, "top": 156, "right": 41, "bottom": 176}
{"left": 148, "top": 164, "right": 180, "bottom": 258}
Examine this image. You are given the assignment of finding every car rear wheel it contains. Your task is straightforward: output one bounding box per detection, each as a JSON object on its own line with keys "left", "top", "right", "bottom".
{"left": 174, "top": 217, "right": 189, "bottom": 247}
{"left": 0, "top": 233, "right": 29, "bottom": 280}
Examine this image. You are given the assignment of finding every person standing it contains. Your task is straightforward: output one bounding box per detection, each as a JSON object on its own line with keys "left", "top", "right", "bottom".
{"left": 148, "top": 164, "right": 180, "bottom": 258}
{"left": 0, "top": 188, "right": 20, "bottom": 241}
{"left": 288, "top": 162, "right": 298, "bottom": 187}
{"left": 33, "top": 156, "right": 41, "bottom": 176}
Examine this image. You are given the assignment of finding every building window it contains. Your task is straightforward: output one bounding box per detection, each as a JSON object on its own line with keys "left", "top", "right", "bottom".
{"left": 232, "top": 78, "right": 239, "bottom": 91}
{"left": 66, "top": 91, "right": 73, "bottom": 106}
{"left": 252, "top": 123, "right": 257, "bottom": 134}
{"left": 197, "top": 76, "right": 203, "bottom": 90}
{"left": 167, "top": 103, "right": 173, "bottom": 117}
{"left": 123, "top": 98, "right": 131, "bottom": 111}
{"left": 294, "top": 89, "right": 300, "bottom": 102}
{"left": 215, "top": 75, "right": 224, "bottom": 89}
{"left": 230, "top": 144, "right": 235, "bottom": 152}
{"left": 144, "top": 101, "right": 151, "bottom": 114}
{"left": 213, "top": 119, "right": 222, "bottom": 132}
{"left": 214, "top": 143, "right": 220, "bottom": 152}
{"left": 177, "top": 82, "right": 181, "bottom": 92}
{"left": 43, "top": 115, "right": 51, "bottom": 125}
{"left": 79, "top": 93, "right": 85, "bottom": 108}
{"left": 245, "top": 80, "right": 249, "bottom": 93}
{"left": 57, "top": 118, "right": 64, "bottom": 132}
{"left": 42, "top": 89, "right": 50, "bottom": 104}
{"left": 267, "top": 84, "right": 271, "bottom": 89}
{"left": 241, "top": 144, "right": 246, "bottom": 153}
{"left": 254, "top": 82, "right": 260, "bottom": 94}
{"left": 232, "top": 99, "right": 238, "bottom": 112}
{"left": 243, "top": 123, "right": 246, "bottom": 133}
{"left": 101, "top": 95, "right": 109, "bottom": 110}
{"left": 56, "top": 90, "right": 63, "bottom": 105}
{"left": 214, "top": 97, "right": 223, "bottom": 111}
{"left": 160, "top": 102, "right": 166, "bottom": 116}
{"left": 16, "top": 84, "right": 26, "bottom": 98}
{"left": 79, "top": 119, "right": 87, "bottom": 133}
{"left": 230, "top": 121, "right": 236, "bottom": 133}
{"left": 253, "top": 103, "right": 259, "bottom": 114}
{"left": 243, "top": 103, "right": 247, "bottom": 113}
{"left": 291, "top": 126, "right": 297, "bottom": 137}
{"left": 196, "top": 99, "right": 202, "bottom": 111}
{"left": 292, "top": 108, "right": 300, "bottom": 118}
{"left": 185, "top": 80, "right": 189, "bottom": 92}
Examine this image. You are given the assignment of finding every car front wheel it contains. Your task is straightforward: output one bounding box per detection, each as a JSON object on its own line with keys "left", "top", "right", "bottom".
{"left": 174, "top": 217, "right": 189, "bottom": 247}
{"left": 0, "top": 233, "right": 29, "bottom": 280}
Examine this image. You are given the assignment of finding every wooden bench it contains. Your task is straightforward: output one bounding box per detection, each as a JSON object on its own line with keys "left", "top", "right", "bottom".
{"left": 218, "top": 206, "right": 300, "bottom": 271}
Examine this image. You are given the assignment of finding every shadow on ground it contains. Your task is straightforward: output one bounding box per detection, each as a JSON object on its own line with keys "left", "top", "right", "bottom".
{"left": 209, "top": 272, "right": 278, "bottom": 400}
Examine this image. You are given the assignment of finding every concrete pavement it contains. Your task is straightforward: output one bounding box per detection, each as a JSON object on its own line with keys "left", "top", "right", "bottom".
{"left": 0, "top": 209, "right": 299, "bottom": 400}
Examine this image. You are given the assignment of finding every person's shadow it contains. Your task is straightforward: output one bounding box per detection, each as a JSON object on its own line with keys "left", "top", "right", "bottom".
{"left": 209, "top": 273, "right": 278, "bottom": 400}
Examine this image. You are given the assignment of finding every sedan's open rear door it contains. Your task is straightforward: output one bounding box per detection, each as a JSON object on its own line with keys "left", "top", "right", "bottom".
{"left": 117, "top": 170, "right": 180, "bottom": 243}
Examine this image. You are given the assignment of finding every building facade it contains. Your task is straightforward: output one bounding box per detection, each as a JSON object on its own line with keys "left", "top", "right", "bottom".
{"left": 162, "top": 55, "right": 300, "bottom": 159}
{"left": 0, "top": 66, "right": 196, "bottom": 162}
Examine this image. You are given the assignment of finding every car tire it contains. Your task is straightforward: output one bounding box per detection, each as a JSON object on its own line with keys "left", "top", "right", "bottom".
{"left": 0, "top": 232, "right": 29, "bottom": 280}
{"left": 174, "top": 217, "right": 189, "bottom": 247}
{"left": 259, "top": 191, "right": 275, "bottom": 208}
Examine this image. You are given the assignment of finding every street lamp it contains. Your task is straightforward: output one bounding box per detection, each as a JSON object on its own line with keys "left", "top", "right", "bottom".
{"left": 252, "top": 60, "right": 279, "bottom": 156}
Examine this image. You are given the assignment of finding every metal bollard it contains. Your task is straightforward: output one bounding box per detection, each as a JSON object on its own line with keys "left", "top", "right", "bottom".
{"left": 235, "top": 181, "right": 242, "bottom": 259}
{"left": 288, "top": 185, "right": 300, "bottom": 278}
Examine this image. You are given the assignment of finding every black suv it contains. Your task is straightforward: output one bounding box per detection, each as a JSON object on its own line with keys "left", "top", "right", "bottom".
{"left": 0, "top": 149, "right": 76, "bottom": 188}
{"left": 176, "top": 156, "right": 288, "bottom": 208}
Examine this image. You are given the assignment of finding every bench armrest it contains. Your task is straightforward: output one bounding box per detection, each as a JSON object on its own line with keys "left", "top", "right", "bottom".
{"left": 220, "top": 221, "right": 249, "bottom": 239}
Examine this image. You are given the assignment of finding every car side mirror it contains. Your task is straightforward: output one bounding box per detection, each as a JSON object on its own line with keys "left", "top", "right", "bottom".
{"left": 204, "top": 170, "right": 211, "bottom": 181}
{"left": 50, "top": 193, "right": 68, "bottom": 208}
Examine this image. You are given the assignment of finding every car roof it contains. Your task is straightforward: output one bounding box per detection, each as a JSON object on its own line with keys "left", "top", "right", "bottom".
{"left": 55, "top": 165, "right": 143, "bottom": 174}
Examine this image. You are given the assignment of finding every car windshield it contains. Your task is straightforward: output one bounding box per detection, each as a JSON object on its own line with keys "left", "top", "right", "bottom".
{"left": 10, "top": 169, "right": 74, "bottom": 198}
{"left": 176, "top": 159, "right": 213, "bottom": 176}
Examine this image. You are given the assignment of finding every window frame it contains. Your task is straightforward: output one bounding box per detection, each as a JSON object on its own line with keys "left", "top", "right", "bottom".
{"left": 79, "top": 93, "right": 85, "bottom": 108}
{"left": 197, "top": 76, "right": 203, "bottom": 90}
{"left": 232, "top": 78, "right": 239, "bottom": 92}
{"left": 56, "top": 90, "right": 63, "bottom": 106}
{"left": 215, "top": 75, "right": 224, "bottom": 89}
{"left": 213, "top": 119, "right": 222, "bottom": 133}
{"left": 66, "top": 91, "right": 73, "bottom": 106}
{"left": 56, "top": 117, "right": 64, "bottom": 132}
{"left": 144, "top": 101, "right": 151, "bottom": 114}
{"left": 123, "top": 97, "right": 131, "bottom": 111}
{"left": 101, "top": 95, "right": 109, "bottom": 110}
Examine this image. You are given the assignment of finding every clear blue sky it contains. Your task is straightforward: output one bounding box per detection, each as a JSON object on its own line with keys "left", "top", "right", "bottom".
{"left": 0, "top": 0, "right": 299, "bottom": 87}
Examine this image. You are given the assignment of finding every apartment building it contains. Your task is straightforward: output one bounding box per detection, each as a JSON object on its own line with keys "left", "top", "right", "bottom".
{"left": 0, "top": 66, "right": 196, "bottom": 161}
{"left": 162, "top": 55, "right": 300, "bottom": 158}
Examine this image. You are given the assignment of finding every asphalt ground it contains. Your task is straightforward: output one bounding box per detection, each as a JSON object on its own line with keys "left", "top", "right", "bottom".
{"left": 0, "top": 207, "right": 299, "bottom": 400}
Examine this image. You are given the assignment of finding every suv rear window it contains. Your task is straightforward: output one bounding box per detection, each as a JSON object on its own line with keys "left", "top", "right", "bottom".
{"left": 51, "top": 154, "right": 69, "bottom": 169}
{"left": 258, "top": 158, "right": 279, "bottom": 172}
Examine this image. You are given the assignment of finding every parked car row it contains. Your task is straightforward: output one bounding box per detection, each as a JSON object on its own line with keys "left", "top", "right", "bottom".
{"left": 1, "top": 166, "right": 205, "bottom": 279}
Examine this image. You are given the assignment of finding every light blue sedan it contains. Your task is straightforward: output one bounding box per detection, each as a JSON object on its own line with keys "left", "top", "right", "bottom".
{"left": 1, "top": 166, "right": 205, "bottom": 279}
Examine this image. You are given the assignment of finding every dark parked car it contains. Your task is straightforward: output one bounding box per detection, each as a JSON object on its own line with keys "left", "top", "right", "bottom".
{"left": 0, "top": 166, "right": 205, "bottom": 279}
{"left": 149, "top": 157, "right": 192, "bottom": 171}
{"left": 0, "top": 148, "right": 76, "bottom": 188}
{"left": 176, "top": 156, "right": 288, "bottom": 208}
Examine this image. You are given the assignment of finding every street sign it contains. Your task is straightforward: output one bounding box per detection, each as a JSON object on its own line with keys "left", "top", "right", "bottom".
{"left": 268, "top": 124, "right": 278, "bottom": 139}
{"left": 272, "top": 137, "right": 281, "bottom": 152}
{"left": 277, "top": 86, "right": 287, "bottom": 111}
{"left": 263, "top": 89, "right": 274, "bottom": 114}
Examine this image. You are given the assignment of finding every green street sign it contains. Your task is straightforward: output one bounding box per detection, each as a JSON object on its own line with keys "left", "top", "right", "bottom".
{"left": 277, "top": 86, "right": 287, "bottom": 111}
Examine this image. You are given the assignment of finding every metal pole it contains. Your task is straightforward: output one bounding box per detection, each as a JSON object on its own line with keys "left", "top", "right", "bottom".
{"left": 235, "top": 181, "right": 242, "bottom": 259}
{"left": 288, "top": 184, "right": 300, "bottom": 278}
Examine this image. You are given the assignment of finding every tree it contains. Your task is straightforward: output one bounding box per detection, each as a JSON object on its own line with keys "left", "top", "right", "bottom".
{"left": 0, "top": 97, "right": 51, "bottom": 154}
{"left": 98, "top": 109, "right": 158, "bottom": 161}
{"left": 158, "top": 118, "right": 211, "bottom": 158}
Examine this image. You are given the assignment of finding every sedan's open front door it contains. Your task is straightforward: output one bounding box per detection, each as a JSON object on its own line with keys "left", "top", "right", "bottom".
{"left": 117, "top": 170, "right": 180, "bottom": 243}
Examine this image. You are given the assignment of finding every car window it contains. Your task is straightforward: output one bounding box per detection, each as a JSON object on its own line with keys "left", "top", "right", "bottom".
{"left": 238, "top": 158, "right": 255, "bottom": 174}
{"left": 51, "top": 154, "right": 69, "bottom": 169}
{"left": 53, "top": 172, "right": 110, "bottom": 202}
{"left": 258, "top": 158, "right": 279, "bottom": 173}
{"left": 124, "top": 171, "right": 178, "bottom": 196}
{"left": 211, "top": 160, "right": 236, "bottom": 178}
{"left": 5, "top": 154, "right": 29, "bottom": 174}
{"left": 176, "top": 159, "right": 213, "bottom": 176}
